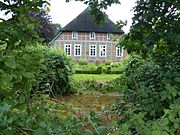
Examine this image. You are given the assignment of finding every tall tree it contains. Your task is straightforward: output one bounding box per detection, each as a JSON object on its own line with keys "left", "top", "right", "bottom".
{"left": 53, "top": 23, "right": 61, "bottom": 35}
{"left": 29, "top": 9, "right": 56, "bottom": 44}
{"left": 121, "top": 0, "right": 180, "bottom": 61}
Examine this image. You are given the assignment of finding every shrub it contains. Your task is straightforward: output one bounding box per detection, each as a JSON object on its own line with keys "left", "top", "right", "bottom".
{"left": 111, "top": 62, "right": 123, "bottom": 68}
{"left": 97, "top": 66, "right": 103, "bottom": 74}
{"left": 106, "top": 66, "right": 111, "bottom": 74}
{"left": 110, "top": 69, "right": 123, "bottom": 74}
{"left": 105, "top": 60, "right": 113, "bottom": 65}
{"left": 77, "top": 59, "right": 88, "bottom": 65}
{"left": 95, "top": 60, "right": 101, "bottom": 65}
{"left": 34, "top": 46, "right": 74, "bottom": 95}
{"left": 0, "top": 44, "right": 44, "bottom": 100}
{"left": 113, "top": 55, "right": 180, "bottom": 134}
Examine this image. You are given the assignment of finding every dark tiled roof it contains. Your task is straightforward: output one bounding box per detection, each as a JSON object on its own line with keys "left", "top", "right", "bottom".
{"left": 62, "top": 8, "right": 124, "bottom": 34}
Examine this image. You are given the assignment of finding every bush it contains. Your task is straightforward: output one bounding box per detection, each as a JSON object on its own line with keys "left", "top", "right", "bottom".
{"left": 110, "top": 69, "right": 123, "bottom": 74}
{"left": 34, "top": 46, "right": 74, "bottom": 95}
{"left": 97, "top": 66, "right": 103, "bottom": 74}
{"left": 105, "top": 60, "right": 113, "bottom": 65}
{"left": 113, "top": 55, "right": 180, "bottom": 134}
{"left": 95, "top": 60, "right": 101, "bottom": 65}
{"left": 77, "top": 59, "right": 88, "bottom": 65}
{"left": 0, "top": 44, "right": 44, "bottom": 100}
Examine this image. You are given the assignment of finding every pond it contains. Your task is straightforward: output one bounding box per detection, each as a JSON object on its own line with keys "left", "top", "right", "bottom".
{"left": 52, "top": 92, "right": 120, "bottom": 121}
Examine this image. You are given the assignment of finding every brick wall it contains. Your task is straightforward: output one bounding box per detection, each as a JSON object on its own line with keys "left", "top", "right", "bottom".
{"left": 51, "top": 31, "right": 127, "bottom": 63}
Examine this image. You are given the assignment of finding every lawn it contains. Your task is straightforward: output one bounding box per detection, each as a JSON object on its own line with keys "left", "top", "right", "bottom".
{"left": 72, "top": 74, "right": 121, "bottom": 82}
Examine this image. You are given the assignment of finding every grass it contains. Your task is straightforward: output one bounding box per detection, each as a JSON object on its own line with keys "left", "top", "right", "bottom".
{"left": 72, "top": 74, "right": 121, "bottom": 82}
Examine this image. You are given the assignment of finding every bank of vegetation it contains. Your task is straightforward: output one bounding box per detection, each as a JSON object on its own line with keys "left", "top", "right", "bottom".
{"left": 0, "top": 0, "right": 179, "bottom": 135}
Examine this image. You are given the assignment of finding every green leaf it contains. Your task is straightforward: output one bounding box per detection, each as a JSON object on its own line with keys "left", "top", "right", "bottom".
{"left": 4, "top": 58, "right": 16, "bottom": 69}
{"left": 19, "top": 95, "right": 25, "bottom": 103}
{"left": 34, "top": 128, "right": 47, "bottom": 135}
{"left": 162, "top": 131, "right": 169, "bottom": 135}
{"left": 152, "top": 130, "right": 161, "bottom": 135}
{"left": 161, "top": 118, "right": 169, "bottom": 126}
{"left": 171, "top": 87, "right": 177, "bottom": 97}
{"left": 1, "top": 73, "right": 13, "bottom": 84}
{"left": 82, "top": 129, "right": 93, "bottom": 135}
{"left": 0, "top": 42, "right": 7, "bottom": 50}
{"left": 22, "top": 72, "right": 34, "bottom": 78}
{"left": 27, "top": 24, "right": 34, "bottom": 30}
{"left": 15, "top": 40, "right": 21, "bottom": 46}
{"left": 89, "top": 111, "right": 96, "bottom": 117}
{"left": 96, "top": 126, "right": 109, "bottom": 135}
{"left": 111, "top": 120, "right": 118, "bottom": 126}
{"left": 174, "top": 77, "right": 180, "bottom": 83}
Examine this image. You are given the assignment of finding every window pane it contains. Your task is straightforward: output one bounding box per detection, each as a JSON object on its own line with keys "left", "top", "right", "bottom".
{"left": 116, "top": 47, "right": 123, "bottom": 57}
{"left": 64, "top": 44, "right": 71, "bottom": 56}
{"left": 72, "top": 32, "right": 78, "bottom": 38}
{"left": 100, "top": 45, "right": 106, "bottom": 57}
{"left": 89, "top": 45, "right": 96, "bottom": 57}
{"left": 75, "top": 44, "right": 81, "bottom": 56}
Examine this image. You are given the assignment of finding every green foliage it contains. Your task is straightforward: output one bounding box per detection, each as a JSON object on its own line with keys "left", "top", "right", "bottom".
{"left": 112, "top": 0, "right": 180, "bottom": 134}
{"left": 75, "top": 59, "right": 88, "bottom": 65}
{"left": 34, "top": 46, "right": 74, "bottom": 95}
{"left": 121, "top": 0, "right": 180, "bottom": 60}
{"left": 74, "top": 62, "right": 124, "bottom": 74}
{"left": 73, "top": 74, "right": 122, "bottom": 92}
{"left": 113, "top": 55, "right": 180, "bottom": 134}
{"left": 0, "top": 0, "right": 76, "bottom": 134}
{"left": 29, "top": 9, "right": 56, "bottom": 44}
{"left": 73, "top": 74, "right": 120, "bottom": 82}
{"left": 104, "top": 60, "right": 113, "bottom": 65}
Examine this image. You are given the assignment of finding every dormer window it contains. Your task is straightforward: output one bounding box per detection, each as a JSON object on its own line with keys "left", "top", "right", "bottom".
{"left": 107, "top": 33, "right": 111, "bottom": 40}
{"left": 90, "top": 32, "right": 95, "bottom": 39}
{"left": 72, "top": 31, "right": 78, "bottom": 39}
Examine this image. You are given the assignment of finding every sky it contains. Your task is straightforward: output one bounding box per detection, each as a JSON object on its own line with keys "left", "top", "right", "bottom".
{"left": 49, "top": 0, "right": 136, "bottom": 33}
{"left": 0, "top": 0, "right": 136, "bottom": 33}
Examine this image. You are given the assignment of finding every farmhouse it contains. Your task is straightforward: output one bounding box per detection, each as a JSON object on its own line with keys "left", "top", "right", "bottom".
{"left": 50, "top": 7, "right": 127, "bottom": 62}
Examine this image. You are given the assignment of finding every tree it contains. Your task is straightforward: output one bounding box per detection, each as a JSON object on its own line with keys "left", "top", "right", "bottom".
{"left": 29, "top": 9, "right": 56, "bottom": 43}
{"left": 53, "top": 23, "right": 61, "bottom": 34}
{"left": 121, "top": 0, "right": 180, "bottom": 61}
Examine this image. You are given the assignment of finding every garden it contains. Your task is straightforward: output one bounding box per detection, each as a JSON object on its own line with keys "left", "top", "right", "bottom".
{"left": 0, "top": 0, "right": 179, "bottom": 135}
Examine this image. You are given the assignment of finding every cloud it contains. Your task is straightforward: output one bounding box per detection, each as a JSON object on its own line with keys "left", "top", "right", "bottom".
{"left": 49, "top": 0, "right": 136, "bottom": 33}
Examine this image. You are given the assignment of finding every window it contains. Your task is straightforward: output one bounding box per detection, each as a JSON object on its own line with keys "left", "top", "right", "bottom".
{"left": 89, "top": 45, "right": 96, "bottom": 57}
{"left": 74, "top": 44, "right": 81, "bottom": 56}
{"left": 64, "top": 44, "right": 71, "bottom": 56}
{"left": 72, "top": 31, "right": 78, "bottom": 39}
{"left": 107, "top": 33, "right": 111, "bottom": 40}
{"left": 116, "top": 46, "right": 123, "bottom": 57}
{"left": 90, "top": 32, "right": 95, "bottom": 39}
{"left": 99, "top": 45, "right": 106, "bottom": 57}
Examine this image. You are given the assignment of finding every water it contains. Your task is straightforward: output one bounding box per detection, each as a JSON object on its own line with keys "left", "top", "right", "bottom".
{"left": 54, "top": 92, "right": 120, "bottom": 119}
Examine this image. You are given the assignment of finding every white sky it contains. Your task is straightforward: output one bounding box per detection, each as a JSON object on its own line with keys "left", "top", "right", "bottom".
{"left": 49, "top": 0, "right": 136, "bottom": 33}
{"left": 0, "top": 0, "right": 136, "bottom": 33}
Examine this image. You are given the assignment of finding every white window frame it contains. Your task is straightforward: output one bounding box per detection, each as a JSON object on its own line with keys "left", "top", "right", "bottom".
{"left": 64, "top": 44, "right": 71, "bottom": 56}
{"left": 90, "top": 32, "right": 96, "bottom": 39}
{"left": 72, "top": 31, "right": 78, "bottom": 39}
{"left": 74, "top": 44, "right": 81, "bottom": 56}
{"left": 89, "top": 45, "right": 97, "bottom": 57}
{"left": 107, "top": 33, "right": 111, "bottom": 40}
{"left": 116, "top": 46, "right": 123, "bottom": 57}
{"left": 99, "top": 45, "right": 106, "bottom": 57}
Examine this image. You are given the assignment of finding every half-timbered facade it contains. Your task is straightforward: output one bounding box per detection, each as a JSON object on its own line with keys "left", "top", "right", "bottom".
{"left": 50, "top": 8, "right": 127, "bottom": 62}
